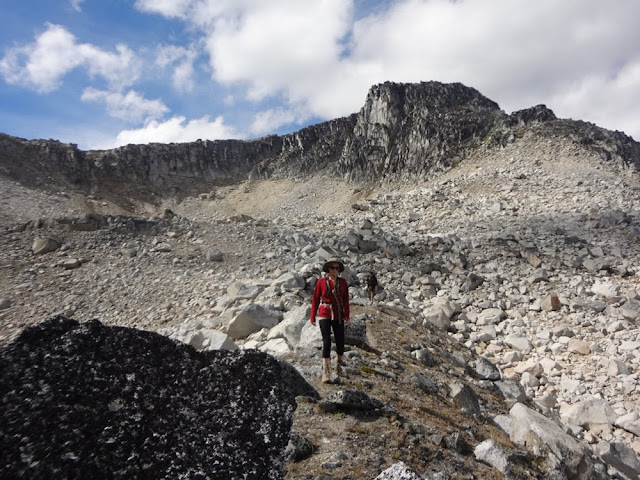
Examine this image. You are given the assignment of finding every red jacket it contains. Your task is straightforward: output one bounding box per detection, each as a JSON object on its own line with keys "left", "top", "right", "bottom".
{"left": 310, "top": 276, "right": 350, "bottom": 324}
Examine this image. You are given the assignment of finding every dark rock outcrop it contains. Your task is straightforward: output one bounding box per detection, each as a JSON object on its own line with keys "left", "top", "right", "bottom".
{"left": 1, "top": 80, "right": 639, "bottom": 202}
{"left": 336, "top": 81, "right": 505, "bottom": 181}
{"left": 0, "top": 316, "right": 304, "bottom": 479}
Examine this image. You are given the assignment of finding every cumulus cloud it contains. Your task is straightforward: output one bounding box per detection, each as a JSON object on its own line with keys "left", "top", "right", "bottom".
{"left": 0, "top": 23, "right": 140, "bottom": 93}
{"left": 81, "top": 88, "right": 169, "bottom": 123}
{"left": 105, "top": 115, "right": 242, "bottom": 148}
{"left": 155, "top": 45, "right": 197, "bottom": 92}
{"left": 205, "top": 1, "right": 352, "bottom": 97}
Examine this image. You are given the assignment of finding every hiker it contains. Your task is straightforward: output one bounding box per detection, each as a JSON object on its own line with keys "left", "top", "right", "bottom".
{"left": 310, "top": 257, "right": 350, "bottom": 383}
{"left": 365, "top": 271, "right": 378, "bottom": 304}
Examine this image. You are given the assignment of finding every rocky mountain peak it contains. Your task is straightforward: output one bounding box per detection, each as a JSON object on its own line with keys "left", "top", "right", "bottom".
{"left": 1, "top": 80, "right": 639, "bottom": 209}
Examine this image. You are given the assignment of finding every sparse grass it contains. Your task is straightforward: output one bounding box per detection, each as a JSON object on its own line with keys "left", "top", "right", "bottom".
{"left": 359, "top": 365, "right": 377, "bottom": 375}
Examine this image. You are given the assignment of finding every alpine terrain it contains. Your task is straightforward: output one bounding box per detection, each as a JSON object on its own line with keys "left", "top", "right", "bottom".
{"left": 2, "top": 81, "right": 640, "bottom": 479}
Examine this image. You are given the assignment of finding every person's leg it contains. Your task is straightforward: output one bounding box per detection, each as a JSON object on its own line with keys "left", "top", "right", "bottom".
{"left": 332, "top": 319, "right": 345, "bottom": 375}
{"left": 319, "top": 319, "right": 332, "bottom": 382}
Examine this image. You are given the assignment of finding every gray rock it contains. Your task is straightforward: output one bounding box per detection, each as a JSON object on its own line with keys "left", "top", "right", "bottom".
{"left": 504, "top": 334, "right": 532, "bottom": 353}
{"left": 205, "top": 248, "right": 224, "bottom": 262}
{"left": 259, "top": 337, "right": 291, "bottom": 356}
{"left": 227, "top": 282, "right": 265, "bottom": 301}
{"left": 422, "top": 298, "right": 457, "bottom": 330}
{"left": 620, "top": 297, "right": 640, "bottom": 321}
{"left": 510, "top": 403, "right": 594, "bottom": 480}
{"left": 32, "top": 236, "right": 60, "bottom": 255}
{"left": 615, "top": 412, "right": 640, "bottom": 436}
{"left": 405, "top": 372, "right": 438, "bottom": 394}
{"left": 61, "top": 258, "right": 82, "bottom": 270}
{"left": 469, "top": 356, "right": 501, "bottom": 381}
{"left": 494, "top": 380, "right": 527, "bottom": 406}
{"left": 476, "top": 308, "right": 505, "bottom": 325}
{"left": 541, "top": 294, "right": 561, "bottom": 311}
{"left": 297, "top": 320, "right": 323, "bottom": 350}
{"left": 320, "top": 389, "right": 385, "bottom": 413}
{"left": 449, "top": 382, "right": 480, "bottom": 416}
{"left": 273, "top": 272, "right": 305, "bottom": 290}
{"left": 413, "top": 348, "right": 435, "bottom": 367}
{"left": 343, "top": 316, "right": 367, "bottom": 347}
{"left": 267, "top": 304, "right": 309, "bottom": 347}
{"left": 284, "top": 432, "right": 313, "bottom": 462}
{"left": 594, "top": 442, "right": 640, "bottom": 480}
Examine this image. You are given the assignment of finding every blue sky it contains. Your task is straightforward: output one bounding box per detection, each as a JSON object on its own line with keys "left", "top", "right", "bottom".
{"left": 1, "top": 0, "right": 639, "bottom": 150}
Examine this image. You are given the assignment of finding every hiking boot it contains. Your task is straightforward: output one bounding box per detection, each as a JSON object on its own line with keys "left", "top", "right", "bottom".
{"left": 321, "top": 366, "right": 330, "bottom": 383}
{"left": 334, "top": 361, "right": 343, "bottom": 376}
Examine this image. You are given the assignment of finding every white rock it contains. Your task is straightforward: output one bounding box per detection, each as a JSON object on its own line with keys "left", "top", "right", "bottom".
{"left": 560, "top": 397, "right": 616, "bottom": 428}
{"left": 514, "top": 359, "right": 543, "bottom": 377}
{"left": 474, "top": 439, "right": 510, "bottom": 474}
{"left": 615, "top": 412, "right": 640, "bottom": 436}
{"left": 202, "top": 329, "right": 238, "bottom": 351}
{"left": 591, "top": 280, "right": 620, "bottom": 298}
{"left": 259, "top": 338, "right": 291, "bottom": 356}
{"left": 567, "top": 338, "right": 592, "bottom": 355}
{"left": 504, "top": 334, "right": 532, "bottom": 353}
{"left": 267, "top": 304, "right": 309, "bottom": 348}
{"left": 476, "top": 308, "right": 506, "bottom": 325}
{"left": 476, "top": 325, "right": 497, "bottom": 342}
{"left": 510, "top": 403, "right": 593, "bottom": 478}
{"left": 608, "top": 359, "right": 630, "bottom": 376}
{"left": 226, "top": 303, "right": 283, "bottom": 339}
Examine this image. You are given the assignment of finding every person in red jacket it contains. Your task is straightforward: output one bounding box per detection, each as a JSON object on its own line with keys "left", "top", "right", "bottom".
{"left": 310, "top": 257, "right": 350, "bottom": 383}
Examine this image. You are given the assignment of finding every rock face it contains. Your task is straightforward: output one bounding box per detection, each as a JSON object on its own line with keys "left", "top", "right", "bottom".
{"left": 0, "top": 316, "right": 302, "bottom": 479}
{"left": 336, "top": 81, "right": 504, "bottom": 181}
{"left": 1, "top": 81, "right": 639, "bottom": 204}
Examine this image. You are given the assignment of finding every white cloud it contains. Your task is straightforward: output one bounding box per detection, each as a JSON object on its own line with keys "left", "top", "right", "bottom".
{"left": 103, "top": 115, "right": 242, "bottom": 148}
{"left": 81, "top": 88, "right": 169, "bottom": 122}
{"left": 154, "top": 0, "right": 640, "bottom": 140}
{"left": 250, "top": 107, "right": 304, "bottom": 135}
{"left": 5, "top": 0, "right": 640, "bottom": 146}
{"left": 204, "top": 0, "right": 352, "bottom": 100}
{"left": 346, "top": 0, "right": 640, "bottom": 110}
{"left": 549, "top": 58, "right": 640, "bottom": 140}
{"left": 0, "top": 23, "right": 140, "bottom": 93}
{"left": 70, "top": 0, "right": 85, "bottom": 12}
{"left": 134, "top": 0, "right": 194, "bottom": 19}
{"left": 156, "top": 45, "right": 197, "bottom": 92}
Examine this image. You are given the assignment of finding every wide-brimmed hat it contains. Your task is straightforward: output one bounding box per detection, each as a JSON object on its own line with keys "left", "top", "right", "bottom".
{"left": 322, "top": 257, "right": 344, "bottom": 273}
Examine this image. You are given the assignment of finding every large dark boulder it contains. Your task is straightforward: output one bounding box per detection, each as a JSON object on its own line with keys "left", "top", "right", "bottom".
{"left": 0, "top": 316, "right": 303, "bottom": 479}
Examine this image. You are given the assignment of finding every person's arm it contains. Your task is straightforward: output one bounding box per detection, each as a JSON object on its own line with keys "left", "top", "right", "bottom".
{"left": 341, "top": 278, "right": 350, "bottom": 324}
{"left": 310, "top": 279, "right": 322, "bottom": 325}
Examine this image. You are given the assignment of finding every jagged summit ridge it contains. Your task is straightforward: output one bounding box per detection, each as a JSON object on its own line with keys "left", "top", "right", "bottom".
{"left": 0, "top": 80, "right": 639, "bottom": 203}
{"left": 336, "top": 81, "right": 505, "bottom": 181}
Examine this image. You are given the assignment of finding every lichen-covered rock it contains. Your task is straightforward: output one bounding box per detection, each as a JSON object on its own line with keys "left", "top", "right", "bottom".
{"left": 0, "top": 315, "right": 305, "bottom": 479}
